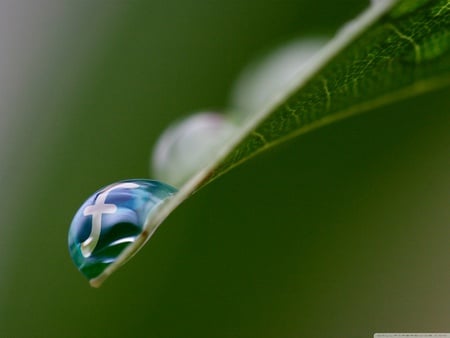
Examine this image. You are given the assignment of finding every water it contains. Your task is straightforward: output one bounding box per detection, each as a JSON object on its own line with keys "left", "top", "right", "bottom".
{"left": 68, "top": 179, "right": 177, "bottom": 287}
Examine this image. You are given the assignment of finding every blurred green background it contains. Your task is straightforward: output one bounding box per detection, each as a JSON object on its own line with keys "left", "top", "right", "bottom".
{"left": 0, "top": 0, "right": 448, "bottom": 337}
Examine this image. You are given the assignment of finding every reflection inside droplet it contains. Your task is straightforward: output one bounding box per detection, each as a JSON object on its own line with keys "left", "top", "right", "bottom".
{"left": 68, "top": 179, "right": 177, "bottom": 286}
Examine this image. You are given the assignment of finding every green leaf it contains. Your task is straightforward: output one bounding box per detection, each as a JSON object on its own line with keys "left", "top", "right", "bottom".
{"left": 95, "top": 0, "right": 450, "bottom": 285}
{"left": 209, "top": 0, "right": 450, "bottom": 184}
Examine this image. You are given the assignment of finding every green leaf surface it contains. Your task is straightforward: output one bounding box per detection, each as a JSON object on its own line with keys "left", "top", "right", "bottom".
{"left": 96, "top": 0, "right": 450, "bottom": 286}
{"left": 209, "top": 0, "right": 450, "bottom": 184}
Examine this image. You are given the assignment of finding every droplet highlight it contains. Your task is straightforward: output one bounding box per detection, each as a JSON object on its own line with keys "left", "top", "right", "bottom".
{"left": 68, "top": 179, "right": 177, "bottom": 287}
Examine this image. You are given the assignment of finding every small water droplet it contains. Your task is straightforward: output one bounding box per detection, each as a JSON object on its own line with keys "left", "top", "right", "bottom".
{"left": 152, "top": 112, "right": 236, "bottom": 186}
{"left": 68, "top": 179, "right": 177, "bottom": 287}
{"left": 230, "top": 38, "right": 328, "bottom": 118}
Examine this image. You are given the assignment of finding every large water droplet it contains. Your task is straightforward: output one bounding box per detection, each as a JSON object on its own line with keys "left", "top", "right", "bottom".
{"left": 68, "top": 179, "right": 177, "bottom": 287}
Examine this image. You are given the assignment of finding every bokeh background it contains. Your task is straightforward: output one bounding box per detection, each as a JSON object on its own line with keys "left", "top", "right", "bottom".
{"left": 0, "top": 0, "right": 448, "bottom": 337}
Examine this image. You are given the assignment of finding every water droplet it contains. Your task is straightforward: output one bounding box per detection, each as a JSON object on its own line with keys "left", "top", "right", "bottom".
{"left": 152, "top": 112, "right": 236, "bottom": 186}
{"left": 230, "top": 38, "right": 328, "bottom": 118}
{"left": 68, "top": 179, "right": 177, "bottom": 287}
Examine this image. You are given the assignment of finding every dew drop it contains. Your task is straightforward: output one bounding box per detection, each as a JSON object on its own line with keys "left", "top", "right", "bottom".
{"left": 230, "top": 38, "right": 328, "bottom": 118}
{"left": 68, "top": 179, "right": 177, "bottom": 287}
{"left": 152, "top": 112, "right": 237, "bottom": 186}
